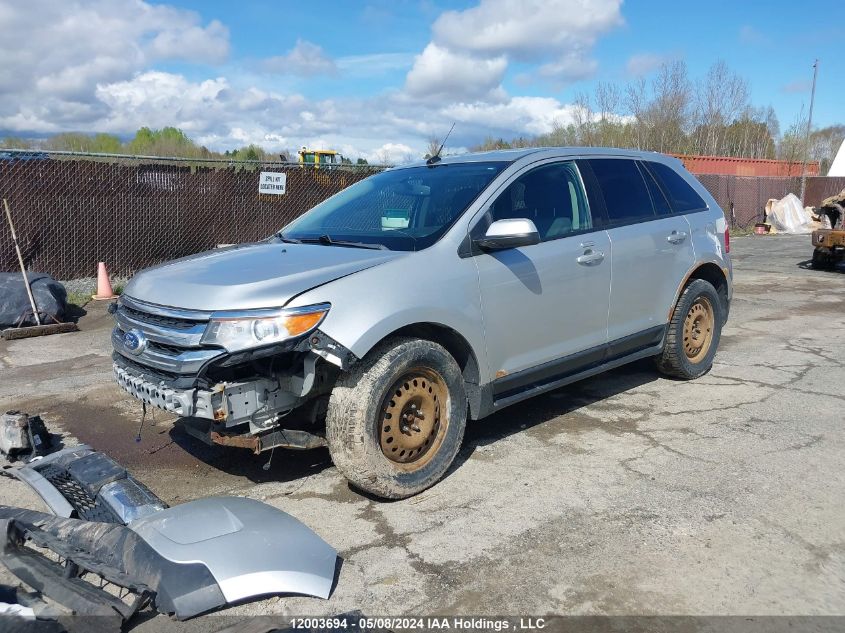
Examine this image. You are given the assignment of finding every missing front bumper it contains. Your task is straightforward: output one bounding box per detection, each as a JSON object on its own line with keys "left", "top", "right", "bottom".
{"left": 112, "top": 361, "right": 299, "bottom": 427}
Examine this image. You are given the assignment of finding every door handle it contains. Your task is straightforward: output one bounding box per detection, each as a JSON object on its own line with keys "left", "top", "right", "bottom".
{"left": 666, "top": 231, "right": 688, "bottom": 244}
{"left": 576, "top": 250, "right": 605, "bottom": 265}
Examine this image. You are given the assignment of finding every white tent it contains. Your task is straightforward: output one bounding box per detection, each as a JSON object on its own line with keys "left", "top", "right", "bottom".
{"left": 829, "top": 139, "right": 845, "bottom": 177}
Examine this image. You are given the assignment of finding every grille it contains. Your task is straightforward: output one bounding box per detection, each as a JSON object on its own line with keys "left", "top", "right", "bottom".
{"left": 39, "top": 464, "right": 120, "bottom": 523}
{"left": 120, "top": 304, "right": 202, "bottom": 330}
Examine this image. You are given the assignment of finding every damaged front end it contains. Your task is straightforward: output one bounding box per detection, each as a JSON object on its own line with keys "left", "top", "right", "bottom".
{"left": 110, "top": 295, "right": 356, "bottom": 453}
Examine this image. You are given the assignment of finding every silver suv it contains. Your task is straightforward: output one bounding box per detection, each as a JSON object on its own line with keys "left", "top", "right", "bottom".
{"left": 112, "top": 148, "right": 732, "bottom": 499}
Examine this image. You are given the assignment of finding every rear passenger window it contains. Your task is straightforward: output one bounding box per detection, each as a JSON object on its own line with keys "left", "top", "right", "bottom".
{"left": 639, "top": 163, "right": 673, "bottom": 216}
{"left": 644, "top": 161, "right": 707, "bottom": 213}
{"left": 587, "top": 159, "right": 655, "bottom": 225}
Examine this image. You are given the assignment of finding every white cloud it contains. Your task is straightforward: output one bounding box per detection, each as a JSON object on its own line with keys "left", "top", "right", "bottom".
{"left": 0, "top": 1, "right": 628, "bottom": 161}
{"left": 538, "top": 50, "right": 598, "bottom": 83}
{"left": 405, "top": 0, "right": 622, "bottom": 99}
{"left": 432, "top": 0, "right": 623, "bottom": 60}
{"left": 262, "top": 39, "right": 337, "bottom": 77}
{"left": 0, "top": 0, "right": 229, "bottom": 133}
{"left": 336, "top": 52, "right": 415, "bottom": 77}
{"left": 625, "top": 53, "right": 671, "bottom": 77}
{"left": 362, "top": 142, "right": 416, "bottom": 165}
{"left": 444, "top": 96, "right": 581, "bottom": 137}
{"left": 405, "top": 44, "right": 508, "bottom": 101}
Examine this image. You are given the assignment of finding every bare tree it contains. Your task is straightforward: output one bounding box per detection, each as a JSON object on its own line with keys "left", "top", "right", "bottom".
{"left": 648, "top": 60, "right": 693, "bottom": 153}
{"left": 692, "top": 60, "right": 750, "bottom": 155}
{"left": 425, "top": 134, "right": 442, "bottom": 159}
{"left": 624, "top": 77, "right": 648, "bottom": 149}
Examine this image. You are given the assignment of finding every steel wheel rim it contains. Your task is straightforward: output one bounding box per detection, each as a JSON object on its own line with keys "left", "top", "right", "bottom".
{"left": 683, "top": 296, "right": 714, "bottom": 362}
{"left": 379, "top": 367, "right": 449, "bottom": 471}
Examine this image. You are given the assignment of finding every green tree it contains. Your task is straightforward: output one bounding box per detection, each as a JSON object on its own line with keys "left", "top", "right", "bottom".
{"left": 1, "top": 137, "right": 32, "bottom": 149}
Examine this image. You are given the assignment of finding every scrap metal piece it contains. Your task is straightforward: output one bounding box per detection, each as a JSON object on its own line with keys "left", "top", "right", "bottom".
{"left": 210, "top": 428, "right": 327, "bottom": 454}
{"left": 129, "top": 496, "right": 337, "bottom": 603}
{"left": 13, "top": 445, "right": 166, "bottom": 524}
{"left": 0, "top": 412, "right": 51, "bottom": 461}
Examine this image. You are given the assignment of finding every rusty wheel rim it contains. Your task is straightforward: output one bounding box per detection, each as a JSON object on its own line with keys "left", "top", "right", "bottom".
{"left": 683, "top": 296, "right": 715, "bottom": 363}
{"left": 379, "top": 368, "right": 449, "bottom": 471}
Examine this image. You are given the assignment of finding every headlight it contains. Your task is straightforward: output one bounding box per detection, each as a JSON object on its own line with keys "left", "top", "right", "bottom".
{"left": 201, "top": 303, "right": 330, "bottom": 352}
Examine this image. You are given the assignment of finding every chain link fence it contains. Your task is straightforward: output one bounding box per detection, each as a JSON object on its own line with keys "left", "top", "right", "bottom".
{"left": 0, "top": 150, "right": 385, "bottom": 279}
{"left": 2, "top": 149, "right": 845, "bottom": 280}
{"left": 697, "top": 174, "right": 845, "bottom": 228}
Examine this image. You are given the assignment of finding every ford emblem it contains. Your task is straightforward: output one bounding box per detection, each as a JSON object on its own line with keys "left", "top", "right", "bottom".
{"left": 123, "top": 329, "right": 147, "bottom": 355}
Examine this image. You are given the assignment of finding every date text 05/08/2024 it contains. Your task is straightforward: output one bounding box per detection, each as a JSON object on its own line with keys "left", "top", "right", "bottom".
{"left": 290, "top": 617, "right": 547, "bottom": 631}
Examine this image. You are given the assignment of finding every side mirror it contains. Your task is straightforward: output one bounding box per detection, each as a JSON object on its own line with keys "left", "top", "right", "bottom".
{"left": 476, "top": 218, "right": 540, "bottom": 251}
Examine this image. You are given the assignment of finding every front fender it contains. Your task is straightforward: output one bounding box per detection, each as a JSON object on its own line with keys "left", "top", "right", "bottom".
{"left": 286, "top": 252, "right": 491, "bottom": 381}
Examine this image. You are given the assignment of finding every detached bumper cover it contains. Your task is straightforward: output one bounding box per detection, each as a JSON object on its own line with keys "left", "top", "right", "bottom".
{"left": 130, "top": 496, "right": 337, "bottom": 604}
{"left": 0, "top": 498, "right": 337, "bottom": 620}
{"left": 6, "top": 448, "right": 337, "bottom": 620}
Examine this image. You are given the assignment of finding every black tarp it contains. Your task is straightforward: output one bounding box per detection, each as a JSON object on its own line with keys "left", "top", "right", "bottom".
{"left": 0, "top": 273, "right": 68, "bottom": 327}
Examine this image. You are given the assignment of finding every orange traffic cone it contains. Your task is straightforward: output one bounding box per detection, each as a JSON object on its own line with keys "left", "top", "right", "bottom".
{"left": 92, "top": 262, "right": 118, "bottom": 300}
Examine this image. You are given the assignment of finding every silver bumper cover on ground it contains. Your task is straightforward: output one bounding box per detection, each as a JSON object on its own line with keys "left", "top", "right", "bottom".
{"left": 5, "top": 447, "right": 337, "bottom": 621}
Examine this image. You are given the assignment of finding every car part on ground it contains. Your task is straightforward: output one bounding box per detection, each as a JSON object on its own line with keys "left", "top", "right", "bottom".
{"left": 129, "top": 496, "right": 337, "bottom": 604}
{"left": 0, "top": 582, "right": 64, "bottom": 633}
{"left": 0, "top": 498, "right": 337, "bottom": 623}
{"left": 13, "top": 444, "right": 166, "bottom": 523}
{"left": 0, "top": 412, "right": 51, "bottom": 461}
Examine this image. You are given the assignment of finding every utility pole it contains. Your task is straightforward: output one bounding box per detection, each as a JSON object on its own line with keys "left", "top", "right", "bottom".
{"left": 799, "top": 59, "right": 819, "bottom": 205}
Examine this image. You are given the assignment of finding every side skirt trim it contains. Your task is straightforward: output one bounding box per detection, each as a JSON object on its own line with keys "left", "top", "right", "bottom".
{"left": 477, "top": 325, "right": 667, "bottom": 416}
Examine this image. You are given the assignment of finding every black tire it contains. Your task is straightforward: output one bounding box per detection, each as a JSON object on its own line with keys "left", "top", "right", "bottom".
{"left": 325, "top": 337, "right": 467, "bottom": 499}
{"left": 811, "top": 248, "right": 827, "bottom": 270}
{"left": 656, "top": 279, "right": 724, "bottom": 380}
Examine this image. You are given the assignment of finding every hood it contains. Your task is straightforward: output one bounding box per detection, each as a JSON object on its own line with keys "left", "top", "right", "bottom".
{"left": 123, "top": 241, "right": 404, "bottom": 311}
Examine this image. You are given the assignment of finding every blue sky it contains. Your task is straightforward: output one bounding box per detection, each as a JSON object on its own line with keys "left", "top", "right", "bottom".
{"left": 1, "top": 0, "right": 841, "bottom": 161}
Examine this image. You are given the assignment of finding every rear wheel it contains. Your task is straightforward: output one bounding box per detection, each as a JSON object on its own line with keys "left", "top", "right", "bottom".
{"left": 325, "top": 337, "right": 467, "bottom": 499}
{"left": 811, "top": 247, "right": 836, "bottom": 270}
{"left": 656, "top": 279, "right": 723, "bottom": 379}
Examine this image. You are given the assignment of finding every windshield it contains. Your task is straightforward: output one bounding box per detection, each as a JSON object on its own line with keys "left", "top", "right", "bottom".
{"left": 279, "top": 162, "right": 507, "bottom": 251}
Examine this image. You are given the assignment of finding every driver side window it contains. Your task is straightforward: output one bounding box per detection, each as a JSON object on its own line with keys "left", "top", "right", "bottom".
{"left": 490, "top": 161, "right": 591, "bottom": 241}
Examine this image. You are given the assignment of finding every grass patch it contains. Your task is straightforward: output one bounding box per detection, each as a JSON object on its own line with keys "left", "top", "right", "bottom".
{"left": 730, "top": 226, "right": 757, "bottom": 237}
{"left": 66, "top": 289, "right": 93, "bottom": 308}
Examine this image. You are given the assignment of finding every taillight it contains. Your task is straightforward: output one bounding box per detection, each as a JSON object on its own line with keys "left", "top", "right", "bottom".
{"left": 724, "top": 228, "right": 730, "bottom": 253}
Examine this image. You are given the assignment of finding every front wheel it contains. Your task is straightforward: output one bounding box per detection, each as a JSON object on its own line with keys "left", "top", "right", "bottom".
{"left": 656, "top": 279, "right": 724, "bottom": 379}
{"left": 325, "top": 337, "right": 467, "bottom": 499}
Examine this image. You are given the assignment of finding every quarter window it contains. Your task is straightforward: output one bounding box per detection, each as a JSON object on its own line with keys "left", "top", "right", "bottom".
{"left": 587, "top": 159, "right": 655, "bottom": 225}
{"left": 489, "top": 162, "right": 592, "bottom": 241}
{"left": 639, "top": 163, "right": 673, "bottom": 216}
{"left": 644, "top": 161, "right": 707, "bottom": 213}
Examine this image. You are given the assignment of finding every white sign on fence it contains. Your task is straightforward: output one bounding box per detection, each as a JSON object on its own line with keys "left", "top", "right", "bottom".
{"left": 259, "top": 171, "right": 287, "bottom": 195}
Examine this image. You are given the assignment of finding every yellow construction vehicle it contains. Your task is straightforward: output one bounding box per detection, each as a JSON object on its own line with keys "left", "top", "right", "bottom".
{"left": 298, "top": 147, "right": 344, "bottom": 168}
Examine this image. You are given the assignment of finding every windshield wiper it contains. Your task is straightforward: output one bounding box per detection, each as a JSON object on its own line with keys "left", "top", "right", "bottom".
{"left": 299, "top": 234, "right": 387, "bottom": 250}
{"left": 274, "top": 232, "right": 302, "bottom": 244}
